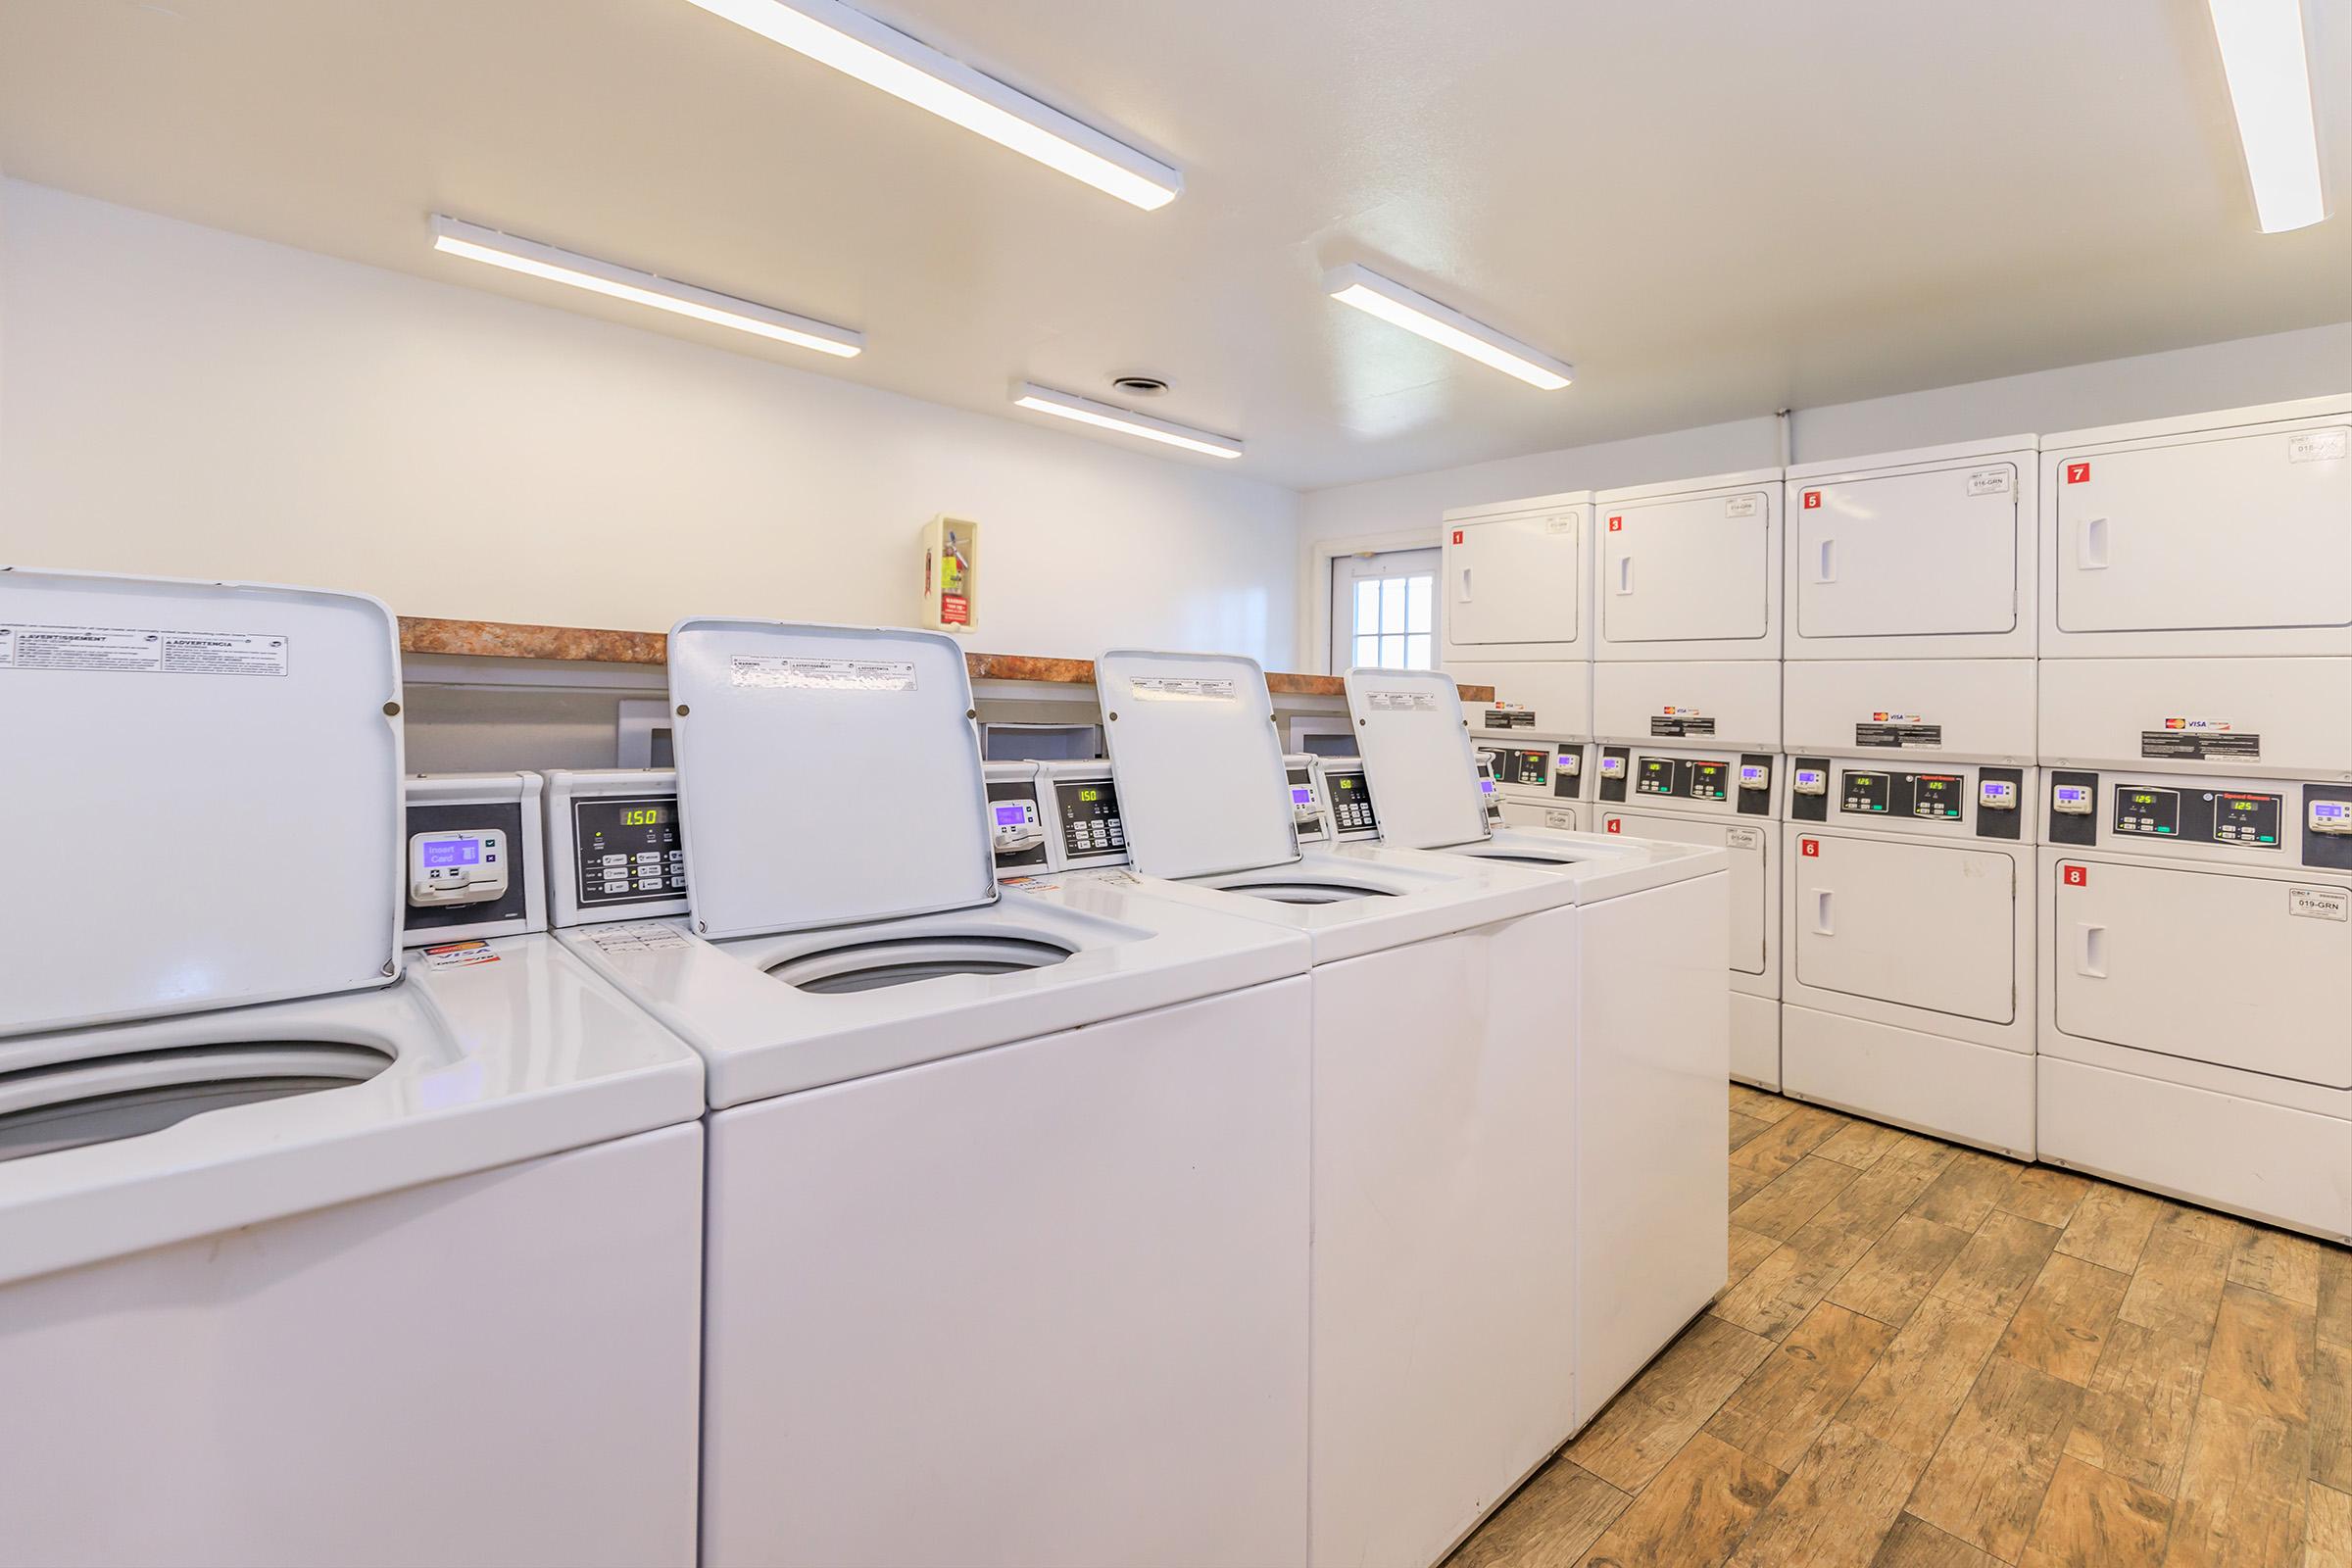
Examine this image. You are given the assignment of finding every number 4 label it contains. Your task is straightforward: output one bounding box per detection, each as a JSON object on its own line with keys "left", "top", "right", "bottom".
{"left": 2064, "top": 864, "right": 2089, "bottom": 887}
{"left": 1605, "top": 818, "right": 1622, "bottom": 834}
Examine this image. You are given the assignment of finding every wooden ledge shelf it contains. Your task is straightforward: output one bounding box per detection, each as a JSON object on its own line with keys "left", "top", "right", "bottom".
{"left": 397, "top": 615, "right": 1495, "bottom": 702}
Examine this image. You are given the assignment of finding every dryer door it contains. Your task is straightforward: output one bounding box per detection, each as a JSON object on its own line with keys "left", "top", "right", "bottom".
{"left": 1600, "top": 490, "right": 1773, "bottom": 647}
{"left": 1795, "top": 464, "right": 2020, "bottom": 639}
{"left": 1793, "top": 836, "right": 2016, "bottom": 1024}
{"left": 1600, "top": 810, "right": 1764, "bottom": 976}
{"left": 2052, "top": 860, "right": 2352, "bottom": 1088}
{"left": 2053, "top": 424, "right": 2352, "bottom": 635}
{"left": 1447, "top": 511, "right": 1582, "bottom": 646}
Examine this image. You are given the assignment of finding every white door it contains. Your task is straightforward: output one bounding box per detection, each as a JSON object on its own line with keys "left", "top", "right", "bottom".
{"left": 1599, "top": 808, "right": 1765, "bottom": 975}
{"left": 1445, "top": 513, "right": 1581, "bottom": 647}
{"left": 2053, "top": 425, "right": 2352, "bottom": 634}
{"left": 1601, "top": 490, "right": 1773, "bottom": 645}
{"left": 1794, "top": 836, "right": 2016, "bottom": 1023}
{"left": 1795, "top": 465, "right": 2019, "bottom": 638}
{"left": 2053, "top": 860, "right": 2352, "bottom": 1088}
{"left": 1332, "top": 548, "right": 1440, "bottom": 672}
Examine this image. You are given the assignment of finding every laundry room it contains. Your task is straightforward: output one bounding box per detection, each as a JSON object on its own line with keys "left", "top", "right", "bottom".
{"left": 1, "top": 3, "right": 2348, "bottom": 1565}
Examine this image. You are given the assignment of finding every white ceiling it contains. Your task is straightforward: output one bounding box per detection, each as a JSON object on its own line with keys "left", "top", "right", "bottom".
{"left": 2, "top": 0, "right": 2347, "bottom": 489}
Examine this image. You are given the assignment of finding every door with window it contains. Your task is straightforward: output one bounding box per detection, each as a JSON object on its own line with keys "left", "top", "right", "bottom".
{"left": 1330, "top": 548, "right": 1440, "bottom": 673}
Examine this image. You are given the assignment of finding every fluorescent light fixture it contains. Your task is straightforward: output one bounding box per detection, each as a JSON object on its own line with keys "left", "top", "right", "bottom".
{"left": 2209, "top": 0, "right": 2328, "bottom": 232}
{"left": 428, "top": 216, "right": 863, "bottom": 357}
{"left": 1010, "top": 382, "right": 1242, "bottom": 459}
{"left": 682, "top": 0, "right": 1182, "bottom": 211}
{"left": 1321, "top": 263, "right": 1573, "bottom": 390}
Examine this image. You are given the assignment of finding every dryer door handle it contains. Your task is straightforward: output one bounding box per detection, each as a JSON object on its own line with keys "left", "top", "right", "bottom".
{"left": 1811, "top": 888, "right": 1834, "bottom": 936}
{"left": 2074, "top": 922, "right": 2108, "bottom": 978}
{"left": 1457, "top": 565, "right": 1475, "bottom": 603}
{"left": 1815, "top": 538, "right": 1837, "bottom": 583}
{"left": 1615, "top": 555, "right": 1635, "bottom": 596}
{"left": 2077, "top": 515, "right": 2110, "bottom": 571}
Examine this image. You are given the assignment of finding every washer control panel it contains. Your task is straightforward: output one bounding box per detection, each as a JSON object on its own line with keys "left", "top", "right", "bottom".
{"left": 1287, "top": 761, "right": 1331, "bottom": 842}
{"left": 1052, "top": 775, "right": 1128, "bottom": 862}
{"left": 1477, "top": 761, "right": 1503, "bottom": 821}
{"left": 572, "top": 796, "right": 688, "bottom": 906}
{"left": 1322, "top": 765, "right": 1380, "bottom": 837}
{"left": 986, "top": 764, "right": 1052, "bottom": 874}
{"left": 410, "top": 828, "right": 507, "bottom": 906}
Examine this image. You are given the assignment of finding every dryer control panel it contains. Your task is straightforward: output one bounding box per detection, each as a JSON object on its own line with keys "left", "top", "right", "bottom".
{"left": 1601, "top": 745, "right": 1779, "bottom": 819}
{"left": 1788, "top": 759, "right": 2029, "bottom": 841}
{"left": 2046, "top": 772, "right": 2352, "bottom": 870}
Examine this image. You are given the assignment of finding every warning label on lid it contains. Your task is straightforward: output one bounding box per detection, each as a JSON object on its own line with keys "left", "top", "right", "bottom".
{"left": 2141, "top": 728, "right": 2260, "bottom": 761}
{"left": 730, "top": 657, "right": 917, "bottom": 692}
{"left": 1367, "top": 689, "right": 1440, "bottom": 712}
{"left": 1128, "top": 676, "right": 1238, "bottom": 702}
{"left": 0, "top": 623, "right": 290, "bottom": 676}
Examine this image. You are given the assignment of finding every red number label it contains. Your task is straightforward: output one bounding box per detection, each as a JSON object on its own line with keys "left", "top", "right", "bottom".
{"left": 2064, "top": 864, "right": 2088, "bottom": 887}
{"left": 1605, "top": 818, "right": 1622, "bottom": 834}
{"left": 1800, "top": 838, "right": 1820, "bottom": 858}
{"left": 2065, "top": 462, "right": 2090, "bottom": 485}
{"left": 1607, "top": 515, "right": 1623, "bottom": 531}
{"left": 1451, "top": 529, "right": 1464, "bottom": 544}
{"left": 1802, "top": 490, "right": 1822, "bottom": 509}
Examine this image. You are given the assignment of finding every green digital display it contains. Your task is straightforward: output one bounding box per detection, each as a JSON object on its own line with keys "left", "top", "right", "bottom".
{"left": 622, "top": 806, "right": 670, "bottom": 826}
{"left": 1078, "top": 787, "right": 1102, "bottom": 803}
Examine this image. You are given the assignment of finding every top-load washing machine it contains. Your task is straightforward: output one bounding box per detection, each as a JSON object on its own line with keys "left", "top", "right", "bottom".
{"left": 1591, "top": 467, "right": 1787, "bottom": 1088}
{"left": 1775, "top": 438, "right": 2041, "bottom": 1156}
{"left": 1051, "top": 650, "right": 1593, "bottom": 1568}
{"left": 552, "top": 619, "right": 1318, "bottom": 1568}
{"left": 1441, "top": 489, "right": 1594, "bottom": 750}
{"left": 0, "top": 569, "right": 708, "bottom": 1568}
{"left": 1340, "top": 664, "right": 1731, "bottom": 1433}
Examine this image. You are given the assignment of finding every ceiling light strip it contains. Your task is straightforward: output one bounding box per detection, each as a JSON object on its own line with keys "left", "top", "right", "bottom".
{"left": 2208, "top": 0, "right": 2328, "bottom": 233}
{"left": 428, "top": 216, "right": 863, "bottom": 357}
{"left": 1010, "top": 382, "right": 1242, "bottom": 459}
{"left": 682, "top": 0, "right": 1182, "bottom": 211}
{"left": 1321, "top": 263, "right": 1573, "bottom": 390}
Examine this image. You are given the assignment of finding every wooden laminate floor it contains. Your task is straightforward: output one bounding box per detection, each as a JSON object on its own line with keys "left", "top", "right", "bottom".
{"left": 1448, "top": 1086, "right": 2352, "bottom": 1568}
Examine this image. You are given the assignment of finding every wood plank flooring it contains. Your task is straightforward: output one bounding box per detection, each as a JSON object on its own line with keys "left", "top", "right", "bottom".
{"left": 1448, "top": 1086, "right": 2352, "bottom": 1568}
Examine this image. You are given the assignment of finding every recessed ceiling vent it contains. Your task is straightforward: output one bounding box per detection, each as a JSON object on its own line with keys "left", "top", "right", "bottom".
{"left": 1110, "top": 375, "right": 1170, "bottom": 397}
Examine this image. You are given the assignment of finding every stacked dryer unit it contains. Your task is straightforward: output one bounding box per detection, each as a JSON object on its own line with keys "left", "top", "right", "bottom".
{"left": 1777, "top": 439, "right": 2040, "bottom": 1157}
{"left": 1441, "top": 491, "right": 1599, "bottom": 831}
{"left": 1588, "top": 469, "right": 1788, "bottom": 1089}
{"left": 2033, "top": 396, "right": 2352, "bottom": 1243}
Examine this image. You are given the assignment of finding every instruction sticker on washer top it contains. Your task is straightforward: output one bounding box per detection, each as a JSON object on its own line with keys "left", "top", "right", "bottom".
{"left": 1366, "top": 689, "right": 1440, "bottom": 712}
{"left": 729, "top": 656, "right": 917, "bottom": 692}
{"left": 2289, "top": 887, "right": 2348, "bottom": 922}
{"left": 2287, "top": 428, "right": 2347, "bottom": 463}
{"left": 0, "top": 623, "right": 290, "bottom": 676}
{"left": 1127, "top": 676, "right": 1238, "bottom": 702}
{"left": 1725, "top": 495, "right": 1759, "bottom": 518}
{"left": 585, "top": 921, "right": 693, "bottom": 952}
{"left": 1967, "top": 467, "right": 2013, "bottom": 496}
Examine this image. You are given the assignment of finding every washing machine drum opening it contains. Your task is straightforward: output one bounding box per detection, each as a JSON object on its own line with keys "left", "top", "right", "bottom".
{"left": 1455, "top": 850, "right": 1586, "bottom": 867}
{"left": 1208, "top": 876, "right": 1398, "bottom": 906}
{"left": 768, "top": 935, "right": 1076, "bottom": 994}
{"left": 0, "top": 1042, "right": 394, "bottom": 1162}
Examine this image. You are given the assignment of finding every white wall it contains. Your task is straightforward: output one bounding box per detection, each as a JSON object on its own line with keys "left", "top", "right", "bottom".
{"left": 1298, "top": 322, "right": 2352, "bottom": 663}
{"left": 0, "top": 181, "right": 1298, "bottom": 664}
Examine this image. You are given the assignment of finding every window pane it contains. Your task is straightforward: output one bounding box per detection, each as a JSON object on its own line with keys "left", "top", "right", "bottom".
{"left": 1380, "top": 579, "right": 1407, "bottom": 633}
{"left": 1406, "top": 574, "right": 1433, "bottom": 633}
{"left": 1406, "top": 634, "right": 1433, "bottom": 670}
{"left": 1380, "top": 635, "right": 1405, "bottom": 667}
{"left": 1353, "top": 580, "right": 1380, "bottom": 639}
{"left": 1354, "top": 635, "right": 1379, "bottom": 670}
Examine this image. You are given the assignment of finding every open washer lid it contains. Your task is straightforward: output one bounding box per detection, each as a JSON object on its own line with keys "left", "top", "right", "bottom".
{"left": 668, "top": 619, "right": 996, "bottom": 939}
{"left": 1096, "top": 650, "right": 1299, "bottom": 880}
{"left": 1343, "top": 665, "right": 1491, "bottom": 851}
{"left": 1, "top": 568, "right": 404, "bottom": 1038}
